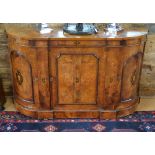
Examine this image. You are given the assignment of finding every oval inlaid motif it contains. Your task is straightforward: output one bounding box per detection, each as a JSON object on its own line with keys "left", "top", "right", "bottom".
{"left": 16, "top": 70, "right": 23, "bottom": 85}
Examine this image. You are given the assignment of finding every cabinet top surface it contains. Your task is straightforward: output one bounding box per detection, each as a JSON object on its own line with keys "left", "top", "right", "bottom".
{"left": 6, "top": 26, "right": 147, "bottom": 40}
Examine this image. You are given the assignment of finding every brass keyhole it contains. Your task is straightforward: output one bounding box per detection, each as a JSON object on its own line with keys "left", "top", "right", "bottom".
{"left": 42, "top": 78, "right": 46, "bottom": 84}
{"left": 75, "top": 77, "right": 79, "bottom": 83}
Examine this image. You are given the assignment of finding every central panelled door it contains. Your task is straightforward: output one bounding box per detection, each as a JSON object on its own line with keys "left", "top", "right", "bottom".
{"left": 49, "top": 46, "right": 105, "bottom": 113}
{"left": 58, "top": 54, "right": 97, "bottom": 104}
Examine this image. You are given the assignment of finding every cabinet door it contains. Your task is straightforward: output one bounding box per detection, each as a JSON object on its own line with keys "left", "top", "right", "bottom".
{"left": 49, "top": 48, "right": 105, "bottom": 109}
{"left": 121, "top": 52, "right": 143, "bottom": 101}
{"left": 10, "top": 50, "right": 36, "bottom": 108}
{"left": 58, "top": 54, "right": 98, "bottom": 104}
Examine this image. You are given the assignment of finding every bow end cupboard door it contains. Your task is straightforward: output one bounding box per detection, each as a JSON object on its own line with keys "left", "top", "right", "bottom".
{"left": 10, "top": 50, "right": 37, "bottom": 110}
{"left": 49, "top": 47, "right": 106, "bottom": 112}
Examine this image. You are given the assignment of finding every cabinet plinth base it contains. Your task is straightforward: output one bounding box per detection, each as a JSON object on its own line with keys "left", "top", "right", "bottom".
{"left": 15, "top": 101, "right": 139, "bottom": 119}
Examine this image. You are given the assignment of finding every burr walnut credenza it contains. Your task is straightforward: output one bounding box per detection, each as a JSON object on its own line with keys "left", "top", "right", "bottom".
{"left": 6, "top": 27, "right": 147, "bottom": 119}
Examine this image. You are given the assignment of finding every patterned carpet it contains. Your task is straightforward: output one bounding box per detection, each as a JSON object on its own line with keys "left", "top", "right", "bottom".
{"left": 0, "top": 111, "right": 155, "bottom": 132}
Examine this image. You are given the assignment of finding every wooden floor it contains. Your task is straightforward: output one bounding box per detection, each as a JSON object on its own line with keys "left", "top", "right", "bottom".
{"left": 3, "top": 96, "right": 155, "bottom": 111}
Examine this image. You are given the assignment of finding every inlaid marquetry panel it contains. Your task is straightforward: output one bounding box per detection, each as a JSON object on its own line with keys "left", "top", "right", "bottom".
{"left": 10, "top": 51, "right": 34, "bottom": 103}
{"left": 121, "top": 52, "right": 143, "bottom": 101}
